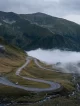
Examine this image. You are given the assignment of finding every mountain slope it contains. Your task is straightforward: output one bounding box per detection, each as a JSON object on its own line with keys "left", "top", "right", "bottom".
{"left": 0, "top": 37, "right": 25, "bottom": 57}
{"left": 0, "top": 37, "right": 26, "bottom": 75}
{"left": 20, "top": 12, "right": 80, "bottom": 36}
{"left": 20, "top": 12, "right": 80, "bottom": 51}
{"left": 0, "top": 11, "right": 80, "bottom": 51}
{"left": 0, "top": 11, "right": 56, "bottom": 50}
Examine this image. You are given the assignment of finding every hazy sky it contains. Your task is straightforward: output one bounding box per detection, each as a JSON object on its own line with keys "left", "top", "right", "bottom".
{"left": 0, "top": 0, "right": 80, "bottom": 24}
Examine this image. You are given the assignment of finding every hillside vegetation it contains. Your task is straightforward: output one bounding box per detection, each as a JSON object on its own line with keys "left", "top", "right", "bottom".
{"left": 0, "top": 11, "right": 80, "bottom": 51}
{"left": 0, "top": 37, "right": 26, "bottom": 74}
{"left": 0, "top": 37, "right": 79, "bottom": 106}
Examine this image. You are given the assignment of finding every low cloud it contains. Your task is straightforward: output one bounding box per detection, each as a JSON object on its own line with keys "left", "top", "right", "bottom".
{"left": 27, "top": 49, "right": 80, "bottom": 73}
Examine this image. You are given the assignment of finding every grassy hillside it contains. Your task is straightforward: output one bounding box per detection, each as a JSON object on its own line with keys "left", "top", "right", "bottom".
{"left": 0, "top": 11, "right": 80, "bottom": 51}
{"left": 16, "top": 97, "right": 80, "bottom": 106}
{"left": 20, "top": 60, "right": 74, "bottom": 92}
{"left": 0, "top": 11, "right": 55, "bottom": 50}
{"left": 0, "top": 37, "right": 80, "bottom": 106}
{"left": 0, "top": 38, "right": 51, "bottom": 104}
{"left": 21, "top": 12, "right": 80, "bottom": 36}
{"left": 0, "top": 37, "right": 26, "bottom": 74}
{"left": 20, "top": 12, "right": 80, "bottom": 51}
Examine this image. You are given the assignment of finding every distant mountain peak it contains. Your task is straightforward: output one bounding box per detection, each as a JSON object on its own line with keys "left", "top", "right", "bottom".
{"left": 33, "top": 12, "right": 46, "bottom": 15}
{"left": 27, "top": 12, "right": 50, "bottom": 17}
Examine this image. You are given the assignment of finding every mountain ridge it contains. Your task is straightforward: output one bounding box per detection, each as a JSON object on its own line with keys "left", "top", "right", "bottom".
{"left": 0, "top": 11, "right": 80, "bottom": 51}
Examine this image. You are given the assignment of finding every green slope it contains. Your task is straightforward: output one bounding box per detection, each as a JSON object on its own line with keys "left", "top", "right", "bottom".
{"left": 20, "top": 12, "right": 80, "bottom": 51}
{"left": 0, "top": 11, "right": 80, "bottom": 51}
{"left": 20, "top": 12, "right": 80, "bottom": 36}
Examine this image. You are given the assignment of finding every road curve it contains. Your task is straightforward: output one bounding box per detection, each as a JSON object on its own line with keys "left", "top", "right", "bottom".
{"left": 34, "top": 58, "right": 54, "bottom": 71}
{"left": 16, "top": 57, "right": 61, "bottom": 92}
{"left": 0, "top": 57, "right": 61, "bottom": 92}
{"left": 34, "top": 58, "right": 60, "bottom": 72}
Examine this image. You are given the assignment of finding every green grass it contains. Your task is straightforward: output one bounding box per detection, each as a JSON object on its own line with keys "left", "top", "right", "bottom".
{"left": 0, "top": 40, "right": 76, "bottom": 105}
{"left": 5, "top": 69, "right": 50, "bottom": 88}
{"left": 0, "top": 84, "right": 47, "bottom": 103}
{"left": 9, "top": 96, "right": 80, "bottom": 106}
{"left": 37, "top": 59, "right": 55, "bottom": 70}
{"left": 20, "top": 60, "right": 74, "bottom": 91}
{"left": 0, "top": 44, "right": 26, "bottom": 74}
{"left": 29, "top": 97, "right": 80, "bottom": 106}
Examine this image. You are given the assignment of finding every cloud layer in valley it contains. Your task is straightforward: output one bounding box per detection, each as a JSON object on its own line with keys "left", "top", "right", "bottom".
{"left": 27, "top": 49, "right": 80, "bottom": 73}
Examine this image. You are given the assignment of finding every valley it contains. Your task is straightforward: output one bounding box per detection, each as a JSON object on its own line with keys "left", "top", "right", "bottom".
{"left": 0, "top": 46, "right": 76, "bottom": 105}
{"left": 0, "top": 53, "right": 80, "bottom": 106}
{"left": 0, "top": 11, "right": 80, "bottom": 106}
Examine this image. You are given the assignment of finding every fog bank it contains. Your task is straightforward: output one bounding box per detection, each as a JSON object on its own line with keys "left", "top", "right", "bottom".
{"left": 27, "top": 49, "right": 80, "bottom": 73}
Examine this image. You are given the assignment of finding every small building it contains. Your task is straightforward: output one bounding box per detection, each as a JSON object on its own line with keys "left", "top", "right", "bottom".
{"left": 0, "top": 45, "right": 5, "bottom": 53}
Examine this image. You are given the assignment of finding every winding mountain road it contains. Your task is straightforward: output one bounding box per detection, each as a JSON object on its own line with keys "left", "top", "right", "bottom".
{"left": 34, "top": 58, "right": 61, "bottom": 72}
{"left": 0, "top": 56, "right": 61, "bottom": 92}
{"left": 34, "top": 58, "right": 54, "bottom": 71}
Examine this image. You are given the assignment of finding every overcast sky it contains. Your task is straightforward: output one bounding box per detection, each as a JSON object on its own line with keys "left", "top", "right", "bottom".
{"left": 0, "top": 0, "right": 80, "bottom": 24}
